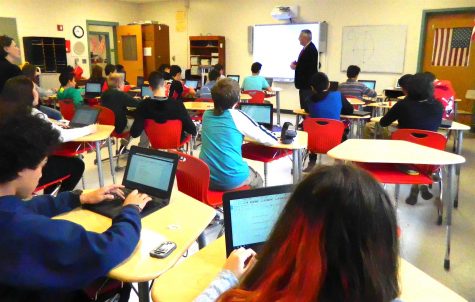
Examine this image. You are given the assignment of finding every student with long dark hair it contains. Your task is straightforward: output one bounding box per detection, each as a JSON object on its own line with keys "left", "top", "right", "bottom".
{"left": 88, "top": 64, "right": 106, "bottom": 87}
{"left": 0, "top": 35, "right": 22, "bottom": 93}
{"left": 196, "top": 165, "right": 400, "bottom": 302}
{"left": 0, "top": 76, "right": 95, "bottom": 193}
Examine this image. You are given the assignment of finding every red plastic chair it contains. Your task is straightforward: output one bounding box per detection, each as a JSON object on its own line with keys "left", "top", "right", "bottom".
{"left": 95, "top": 105, "right": 131, "bottom": 170}
{"left": 241, "top": 143, "right": 291, "bottom": 187}
{"left": 303, "top": 118, "right": 345, "bottom": 163}
{"left": 144, "top": 119, "right": 192, "bottom": 155}
{"left": 58, "top": 99, "right": 76, "bottom": 120}
{"left": 34, "top": 174, "right": 71, "bottom": 195}
{"left": 357, "top": 129, "right": 447, "bottom": 224}
{"left": 243, "top": 90, "right": 266, "bottom": 104}
{"left": 171, "top": 151, "right": 250, "bottom": 208}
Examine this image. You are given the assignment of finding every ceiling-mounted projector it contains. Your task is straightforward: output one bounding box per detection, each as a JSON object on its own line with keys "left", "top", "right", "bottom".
{"left": 271, "top": 6, "right": 298, "bottom": 20}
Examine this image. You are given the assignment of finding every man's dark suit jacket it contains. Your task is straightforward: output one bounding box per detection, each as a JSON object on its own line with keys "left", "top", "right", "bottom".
{"left": 294, "top": 42, "right": 318, "bottom": 90}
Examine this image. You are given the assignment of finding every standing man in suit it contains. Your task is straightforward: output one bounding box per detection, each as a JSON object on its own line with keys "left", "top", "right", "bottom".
{"left": 290, "top": 29, "right": 319, "bottom": 109}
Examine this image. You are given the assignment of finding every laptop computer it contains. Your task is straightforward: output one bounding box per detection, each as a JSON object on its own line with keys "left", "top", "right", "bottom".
{"left": 141, "top": 85, "right": 154, "bottom": 99}
{"left": 227, "top": 75, "right": 240, "bottom": 84}
{"left": 329, "top": 81, "right": 339, "bottom": 91}
{"left": 83, "top": 146, "right": 179, "bottom": 218}
{"left": 265, "top": 77, "right": 273, "bottom": 87}
{"left": 69, "top": 107, "right": 100, "bottom": 128}
{"left": 239, "top": 103, "right": 280, "bottom": 132}
{"left": 358, "top": 80, "right": 376, "bottom": 90}
{"left": 84, "top": 83, "right": 102, "bottom": 98}
{"left": 351, "top": 110, "right": 371, "bottom": 117}
{"left": 223, "top": 185, "right": 293, "bottom": 256}
{"left": 137, "top": 76, "right": 145, "bottom": 87}
{"left": 185, "top": 80, "right": 199, "bottom": 89}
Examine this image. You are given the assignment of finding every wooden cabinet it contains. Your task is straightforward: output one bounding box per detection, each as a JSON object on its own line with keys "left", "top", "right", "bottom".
{"left": 142, "top": 24, "right": 170, "bottom": 79}
{"left": 189, "top": 36, "right": 225, "bottom": 76}
{"left": 23, "top": 37, "right": 67, "bottom": 73}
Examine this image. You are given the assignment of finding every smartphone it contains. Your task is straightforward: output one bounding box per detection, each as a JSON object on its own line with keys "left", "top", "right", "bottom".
{"left": 150, "top": 241, "right": 177, "bottom": 259}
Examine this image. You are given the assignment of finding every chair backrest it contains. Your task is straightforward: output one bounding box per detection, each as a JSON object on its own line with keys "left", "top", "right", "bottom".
{"left": 170, "top": 151, "right": 211, "bottom": 205}
{"left": 303, "top": 118, "right": 345, "bottom": 154}
{"left": 391, "top": 129, "right": 447, "bottom": 175}
{"left": 194, "top": 97, "right": 213, "bottom": 103}
{"left": 243, "top": 90, "right": 265, "bottom": 104}
{"left": 58, "top": 99, "right": 75, "bottom": 121}
{"left": 94, "top": 105, "right": 115, "bottom": 126}
{"left": 144, "top": 119, "right": 183, "bottom": 149}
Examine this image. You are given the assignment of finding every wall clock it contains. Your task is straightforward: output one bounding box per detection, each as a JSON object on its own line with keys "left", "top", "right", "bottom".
{"left": 73, "top": 25, "right": 84, "bottom": 38}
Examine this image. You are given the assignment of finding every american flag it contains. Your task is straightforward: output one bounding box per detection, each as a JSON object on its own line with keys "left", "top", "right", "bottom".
{"left": 431, "top": 27, "right": 472, "bottom": 67}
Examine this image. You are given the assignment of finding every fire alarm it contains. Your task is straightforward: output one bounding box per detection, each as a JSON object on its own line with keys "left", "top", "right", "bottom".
{"left": 57, "top": 25, "right": 63, "bottom": 31}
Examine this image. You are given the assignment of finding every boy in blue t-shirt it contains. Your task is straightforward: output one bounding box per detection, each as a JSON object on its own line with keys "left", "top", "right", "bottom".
{"left": 200, "top": 78, "right": 278, "bottom": 190}
{"left": 242, "top": 62, "right": 272, "bottom": 92}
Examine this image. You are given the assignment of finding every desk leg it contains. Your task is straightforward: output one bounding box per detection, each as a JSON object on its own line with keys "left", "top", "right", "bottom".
{"left": 138, "top": 281, "right": 150, "bottom": 302}
{"left": 454, "top": 130, "right": 463, "bottom": 208}
{"left": 444, "top": 164, "right": 455, "bottom": 270}
{"left": 297, "top": 149, "right": 303, "bottom": 181}
{"left": 276, "top": 91, "right": 281, "bottom": 125}
{"left": 107, "top": 137, "right": 116, "bottom": 184}
{"left": 295, "top": 114, "right": 300, "bottom": 128}
{"left": 292, "top": 149, "right": 299, "bottom": 184}
{"left": 95, "top": 141, "right": 104, "bottom": 187}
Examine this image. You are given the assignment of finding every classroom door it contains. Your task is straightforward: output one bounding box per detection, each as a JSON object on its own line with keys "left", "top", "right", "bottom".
{"left": 422, "top": 12, "right": 475, "bottom": 120}
{"left": 116, "top": 25, "right": 143, "bottom": 85}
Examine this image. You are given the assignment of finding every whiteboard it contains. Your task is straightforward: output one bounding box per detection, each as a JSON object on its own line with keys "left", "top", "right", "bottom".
{"left": 341, "top": 25, "right": 407, "bottom": 74}
{"left": 253, "top": 23, "right": 322, "bottom": 81}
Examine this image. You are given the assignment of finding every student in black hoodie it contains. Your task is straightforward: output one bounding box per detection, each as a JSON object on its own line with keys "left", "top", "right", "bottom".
{"left": 131, "top": 71, "right": 197, "bottom": 146}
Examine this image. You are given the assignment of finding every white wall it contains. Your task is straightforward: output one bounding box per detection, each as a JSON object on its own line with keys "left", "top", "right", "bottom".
{"left": 0, "top": 0, "right": 138, "bottom": 77}
{"left": 139, "top": 0, "right": 475, "bottom": 110}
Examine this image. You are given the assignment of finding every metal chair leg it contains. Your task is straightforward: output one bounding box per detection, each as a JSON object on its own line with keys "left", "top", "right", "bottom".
{"left": 394, "top": 184, "right": 400, "bottom": 208}
{"left": 436, "top": 170, "right": 444, "bottom": 225}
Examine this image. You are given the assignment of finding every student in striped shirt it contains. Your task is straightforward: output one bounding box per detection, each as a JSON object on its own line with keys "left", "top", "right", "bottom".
{"left": 338, "top": 65, "right": 377, "bottom": 100}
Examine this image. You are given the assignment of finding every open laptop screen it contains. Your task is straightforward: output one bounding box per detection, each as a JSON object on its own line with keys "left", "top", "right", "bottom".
{"left": 227, "top": 75, "right": 240, "bottom": 84}
{"left": 70, "top": 107, "right": 99, "bottom": 126}
{"left": 141, "top": 85, "right": 153, "bottom": 98}
{"left": 123, "top": 150, "right": 176, "bottom": 196}
{"left": 185, "top": 80, "right": 198, "bottom": 89}
{"left": 223, "top": 185, "right": 293, "bottom": 256}
{"left": 239, "top": 103, "right": 273, "bottom": 128}
{"left": 85, "top": 83, "right": 101, "bottom": 94}
{"left": 358, "top": 80, "right": 376, "bottom": 90}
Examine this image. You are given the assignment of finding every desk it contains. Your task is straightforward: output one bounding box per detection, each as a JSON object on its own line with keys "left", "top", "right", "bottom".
{"left": 245, "top": 131, "right": 308, "bottom": 184}
{"left": 327, "top": 139, "right": 465, "bottom": 269}
{"left": 56, "top": 190, "right": 215, "bottom": 302}
{"left": 347, "top": 97, "right": 365, "bottom": 110}
{"left": 240, "top": 93, "right": 252, "bottom": 101}
{"left": 151, "top": 236, "right": 467, "bottom": 302}
{"left": 184, "top": 102, "right": 214, "bottom": 111}
{"left": 72, "top": 125, "right": 115, "bottom": 187}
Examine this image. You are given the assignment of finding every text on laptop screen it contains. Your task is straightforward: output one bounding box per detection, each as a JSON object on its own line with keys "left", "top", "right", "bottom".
{"left": 240, "top": 104, "right": 271, "bottom": 125}
{"left": 230, "top": 192, "right": 290, "bottom": 248}
{"left": 185, "top": 80, "right": 198, "bottom": 89}
{"left": 86, "top": 83, "right": 101, "bottom": 93}
{"left": 358, "top": 80, "right": 376, "bottom": 90}
{"left": 126, "top": 153, "right": 174, "bottom": 191}
{"left": 141, "top": 86, "right": 153, "bottom": 98}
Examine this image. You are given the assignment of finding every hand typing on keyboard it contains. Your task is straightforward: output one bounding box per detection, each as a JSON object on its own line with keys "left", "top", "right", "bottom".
{"left": 123, "top": 189, "right": 152, "bottom": 212}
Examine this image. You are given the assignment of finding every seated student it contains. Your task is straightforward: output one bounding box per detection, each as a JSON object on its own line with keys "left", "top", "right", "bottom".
{"left": 115, "top": 64, "right": 129, "bottom": 85}
{"left": 131, "top": 71, "right": 197, "bottom": 148}
{"left": 214, "top": 63, "right": 226, "bottom": 79}
{"left": 363, "top": 74, "right": 412, "bottom": 139}
{"left": 0, "top": 114, "right": 151, "bottom": 301}
{"left": 168, "top": 65, "right": 196, "bottom": 100}
{"left": 101, "top": 73, "right": 139, "bottom": 152}
{"left": 0, "top": 76, "right": 95, "bottom": 194}
{"left": 242, "top": 62, "right": 272, "bottom": 92}
{"left": 158, "top": 63, "right": 171, "bottom": 80}
{"left": 303, "top": 72, "right": 353, "bottom": 172}
{"left": 56, "top": 71, "right": 84, "bottom": 107}
{"left": 199, "top": 78, "right": 278, "bottom": 191}
{"left": 339, "top": 65, "right": 377, "bottom": 100}
{"left": 198, "top": 69, "right": 219, "bottom": 99}
{"left": 21, "top": 63, "right": 61, "bottom": 120}
{"left": 102, "top": 63, "right": 116, "bottom": 92}
{"left": 0, "top": 35, "right": 22, "bottom": 93}
{"left": 424, "top": 71, "right": 456, "bottom": 120}
{"left": 88, "top": 64, "right": 106, "bottom": 87}
{"left": 195, "top": 165, "right": 400, "bottom": 302}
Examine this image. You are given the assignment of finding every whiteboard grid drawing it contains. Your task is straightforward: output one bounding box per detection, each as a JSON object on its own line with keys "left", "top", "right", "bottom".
{"left": 253, "top": 23, "right": 322, "bottom": 81}
{"left": 341, "top": 25, "right": 407, "bottom": 74}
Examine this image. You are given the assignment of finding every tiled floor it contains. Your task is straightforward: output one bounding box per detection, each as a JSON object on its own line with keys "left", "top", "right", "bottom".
{"left": 79, "top": 114, "right": 474, "bottom": 301}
